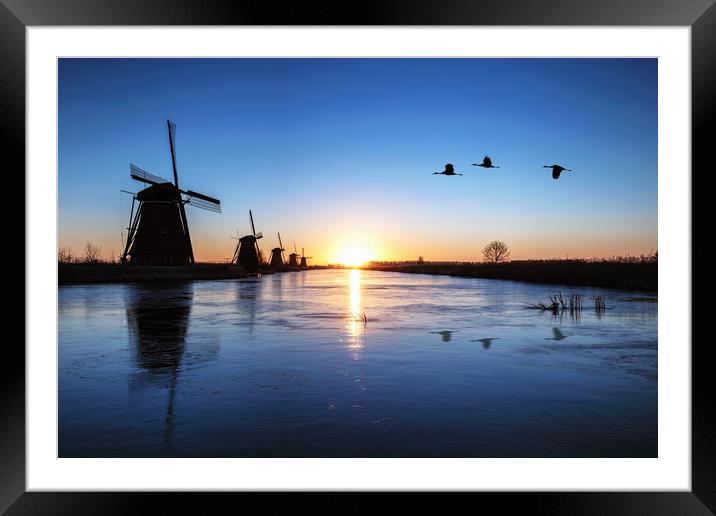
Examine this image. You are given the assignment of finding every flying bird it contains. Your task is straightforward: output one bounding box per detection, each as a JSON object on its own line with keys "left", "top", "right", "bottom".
{"left": 543, "top": 164, "right": 572, "bottom": 180}
{"left": 470, "top": 337, "right": 499, "bottom": 349}
{"left": 472, "top": 156, "right": 500, "bottom": 169}
{"left": 433, "top": 163, "right": 462, "bottom": 176}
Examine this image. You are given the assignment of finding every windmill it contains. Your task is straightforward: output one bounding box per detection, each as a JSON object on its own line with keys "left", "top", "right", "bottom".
{"left": 287, "top": 242, "right": 300, "bottom": 267}
{"left": 269, "top": 232, "right": 286, "bottom": 268}
{"left": 299, "top": 247, "right": 313, "bottom": 268}
{"left": 121, "top": 120, "right": 221, "bottom": 265}
{"left": 233, "top": 210, "right": 263, "bottom": 271}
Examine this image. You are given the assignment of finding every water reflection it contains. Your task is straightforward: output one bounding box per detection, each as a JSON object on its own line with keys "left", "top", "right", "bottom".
{"left": 346, "top": 268, "right": 365, "bottom": 351}
{"left": 431, "top": 330, "right": 458, "bottom": 343}
{"left": 471, "top": 337, "right": 499, "bottom": 349}
{"left": 126, "top": 283, "right": 193, "bottom": 448}
{"left": 234, "top": 279, "right": 260, "bottom": 336}
{"left": 545, "top": 327, "right": 568, "bottom": 341}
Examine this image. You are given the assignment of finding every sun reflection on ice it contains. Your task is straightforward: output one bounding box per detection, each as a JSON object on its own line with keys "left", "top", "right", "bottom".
{"left": 346, "top": 269, "right": 365, "bottom": 355}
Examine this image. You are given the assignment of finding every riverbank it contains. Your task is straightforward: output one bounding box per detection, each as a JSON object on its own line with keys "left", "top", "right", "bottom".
{"left": 362, "top": 260, "right": 657, "bottom": 292}
{"left": 58, "top": 263, "right": 255, "bottom": 285}
{"left": 58, "top": 263, "right": 331, "bottom": 285}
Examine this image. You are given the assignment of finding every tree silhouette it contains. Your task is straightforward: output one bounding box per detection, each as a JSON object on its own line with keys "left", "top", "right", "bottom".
{"left": 482, "top": 240, "right": 511, "bottom": 263}
{"left": 83, "top": 241, "right": 103, "bottom": 263}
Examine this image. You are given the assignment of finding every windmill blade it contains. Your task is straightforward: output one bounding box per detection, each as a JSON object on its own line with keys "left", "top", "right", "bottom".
{"left": 278, "top": 233, "right": 284, "bottom": 251}
{"left": 249, "top": 210, "right": 256, "bottom": 237}
{"left": 294, "top": 242, "right": 298, "bottom": 254}
{"left": 185, "top": 195, "right": 221, "bottom": 213}
{"left": 185, "top": 189, "right": 220, "bottom": 205}
{"left": 167, "top": 119, "right": 179, "bottom": 187}
{"left": 130, "top": 163, "right": 171, "bottom": 186}
{"left": 255, "top": 231, "right": 263, "bottom": 239}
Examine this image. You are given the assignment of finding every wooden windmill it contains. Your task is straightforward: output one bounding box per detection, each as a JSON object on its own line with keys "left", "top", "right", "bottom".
{"left": 299, "top": 247, "right": 313, "bottom": 268}
{"left": 287, "top": 242, "right": 300, "bottom": 267}
{"left": 233, "top": 210, "right": 263, "bottom": 271}
{"left": 122, "top": 120, "right": 221, "bottom": 265}
{"left": 269, "top": 232, "right": 286, "bottom": 268}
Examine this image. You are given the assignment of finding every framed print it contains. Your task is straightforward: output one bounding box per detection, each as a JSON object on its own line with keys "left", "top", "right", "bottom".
{"left": 5, "top": 0, "right": 711, "bottom": 513}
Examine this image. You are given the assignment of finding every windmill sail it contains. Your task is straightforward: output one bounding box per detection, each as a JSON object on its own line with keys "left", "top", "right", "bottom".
{"left": 185, "top": 190, "right": 221, "bottom": 213}
{"left": 130, "top": 163, "right": 171, "bottom": 186}
{"left": 167, "top": 120, "right": 179, "bottom": 187}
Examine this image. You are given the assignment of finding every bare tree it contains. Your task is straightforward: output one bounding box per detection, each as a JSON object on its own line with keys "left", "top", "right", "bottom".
{"left": 58, "top": 247, "right": 75, "bottom": 264}
{"left": 83, "top": 241, "right": 103, "bottom": 263}
{"left": 482, "top": 240, "right": 511, "bottom": 263}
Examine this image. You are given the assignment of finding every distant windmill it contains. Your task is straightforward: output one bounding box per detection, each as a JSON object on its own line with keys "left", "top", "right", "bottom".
{"left": 121, "top": 120, "right": 221, "bottom": 265}
{"left": 269, "top": 232, "right": 286, "bottom": 268}
{"left": 299, "top": 247, "right": 313, "bottom": 268}
{"left": 233, "top": 210, "right": 263, "bottom": 271}
{"left": 287, "top": 242, "right": 300, "bottom": 267}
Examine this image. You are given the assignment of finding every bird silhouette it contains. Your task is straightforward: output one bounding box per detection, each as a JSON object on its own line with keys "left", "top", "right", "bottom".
{"left": 470, "top": 337, "right": 499, "bottom": 349}
{"left": 472, "top": 156, "right": 500, "bottom": 169}
{"left": 433, "top": 163, "right": 462, "bottom": 176}
{"left": 545, "top": 327, "right": 568, "bottom": 341}
{"left": 431, "top": 330, "right": 458, "bottom": 342}
{"left": 543, "top": 164, "right": 572, "bottom": 180}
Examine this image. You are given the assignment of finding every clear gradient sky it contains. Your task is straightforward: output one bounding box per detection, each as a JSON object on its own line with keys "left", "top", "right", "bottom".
{"left": 58, "top": 58, "right": 657, "bottom": 264}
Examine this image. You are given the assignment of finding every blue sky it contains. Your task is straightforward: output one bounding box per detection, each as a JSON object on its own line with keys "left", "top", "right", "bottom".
{"left": 58, "top": 58, "right": 657, "bottom": 263}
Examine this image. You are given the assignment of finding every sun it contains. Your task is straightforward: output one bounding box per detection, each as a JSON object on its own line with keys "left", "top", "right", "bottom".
{"left": 336, "top": 246, "right": 373, "bottom": 267}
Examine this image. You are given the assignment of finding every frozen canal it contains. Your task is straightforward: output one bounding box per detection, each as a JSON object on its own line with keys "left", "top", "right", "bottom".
{"left": 59, "top": 269, "right": 657, "bottom": 457}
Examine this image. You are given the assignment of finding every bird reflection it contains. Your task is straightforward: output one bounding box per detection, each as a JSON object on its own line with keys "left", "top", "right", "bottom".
{"left": 126, "top": 283, "right": 193, "bottom": 449}
{"left": 471, "top": 337, "right": 499, "bottom": 349}
{"left": 545, "top": 327, "right": 568, "bottom": 341}
{"left": 431, "top": 330, "right": 458, "bottom": 342}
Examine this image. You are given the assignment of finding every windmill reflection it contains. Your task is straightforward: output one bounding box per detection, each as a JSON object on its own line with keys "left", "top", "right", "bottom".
{"left": 234, "top": 278, "right": 261, "bottom": 336}
{"left": 126, "top": 283, "right": 193, "bottom": 449}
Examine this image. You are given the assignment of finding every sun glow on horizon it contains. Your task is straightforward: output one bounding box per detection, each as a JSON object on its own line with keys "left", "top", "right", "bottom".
{"left": 335, "top": 246, "right": 375, "bottom": 267}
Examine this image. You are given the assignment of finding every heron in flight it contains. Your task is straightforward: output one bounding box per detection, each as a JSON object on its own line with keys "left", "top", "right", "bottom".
{"left": 433, "top": 163, "right": 462, "bottom": 176}
{"left": 472, "top": 156, "right": 500, "bottom": 169}
{"left": 543, "top": 164, "right": 572, "bottom": 180}
{"left": 470, "top": 337, "right": 499, "bottom": 349}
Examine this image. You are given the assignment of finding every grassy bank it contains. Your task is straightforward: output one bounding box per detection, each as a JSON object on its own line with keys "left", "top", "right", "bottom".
{"left": 363, "top": 258, "right": 657, "bottom": 292}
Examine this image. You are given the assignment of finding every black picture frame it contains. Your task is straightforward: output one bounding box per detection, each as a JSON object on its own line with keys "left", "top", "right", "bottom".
{"left": 4, "top": 1, "right": 709, "bottom": 513}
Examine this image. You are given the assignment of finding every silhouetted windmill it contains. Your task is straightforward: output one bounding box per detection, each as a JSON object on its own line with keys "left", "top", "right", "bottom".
{"left": 269, "top": 232, "right": 286, "bottom": 268}
{"left": 543, "top": 164, "right": 572, "bottom": 180}
{"left": 233, "top": 210, "right": 263, "bottom": 271}
{"left": 287, "top": 242, "right": 300, "bottom": 267}
{"left": 472, "top": 156, "right": 500, "bottom": 169}
{"left": 122, "top": 120, "right": 221, "bottom": 265}
{"left": 433, "top": 163, "right": 462, "bottom": 176}
{"left": 299, "top": 247, "right": 312, "bottom": 268}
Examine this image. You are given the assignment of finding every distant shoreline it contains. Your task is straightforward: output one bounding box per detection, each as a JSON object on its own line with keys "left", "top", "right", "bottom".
{"left": 361, "top": 260, "right": 657, "bottom": 292}
{"left": 58, "top": 261, "right": 656, "bottom": 292}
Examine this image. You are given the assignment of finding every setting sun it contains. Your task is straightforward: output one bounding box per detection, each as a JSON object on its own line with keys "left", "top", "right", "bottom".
{"left": 336, "top": 246, "right": 374, "bottom": 267}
